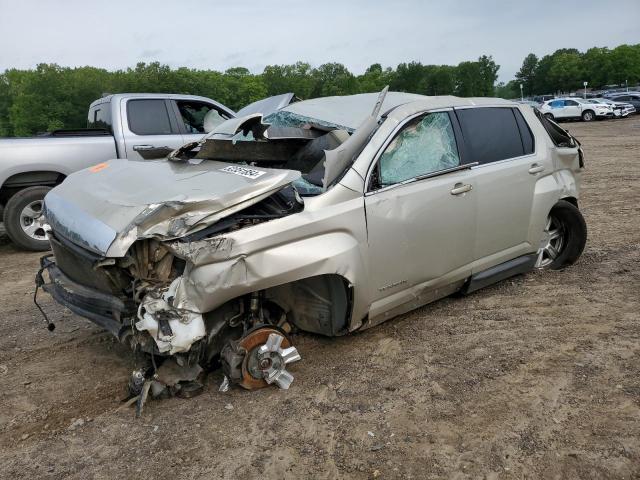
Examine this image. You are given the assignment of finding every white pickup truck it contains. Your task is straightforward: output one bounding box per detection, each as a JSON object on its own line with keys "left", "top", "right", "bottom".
{"left": 0, "top": 93, "right": 237, "bottom": 250}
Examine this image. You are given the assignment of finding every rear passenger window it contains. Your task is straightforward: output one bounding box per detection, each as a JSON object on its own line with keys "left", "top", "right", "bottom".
{"left": 513, "top": 109, "right": 535, "bottom": 155}
{"left": 128, "top": 99, "right": 173, "bottom": 135}
{"left": 87, "top": 104, "right": 112, "bottom": 133}
{"left": 456, "top": 108, "right": 525, "bottom": 164}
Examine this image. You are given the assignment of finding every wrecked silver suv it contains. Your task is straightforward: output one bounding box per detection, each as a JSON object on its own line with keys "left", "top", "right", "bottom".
{"left": 37, "top": 89, "right": 587, "bottom": 396}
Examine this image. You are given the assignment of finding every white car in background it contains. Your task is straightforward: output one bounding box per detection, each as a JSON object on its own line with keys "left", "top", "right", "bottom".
{"left": 539, "top": 97, "right": 613, "bottom": 122}
{"left": 588, "top": 98, "right": 635, "bottom": 117}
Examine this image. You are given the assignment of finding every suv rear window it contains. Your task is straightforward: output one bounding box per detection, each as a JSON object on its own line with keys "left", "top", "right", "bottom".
{"left": 456, "top": 107, "right": 525, "bottom": 164}
{"left": 127, "top": 99, "right": 173, "bottom": 135}
{"left": 87, "top": 103, "right": 112, "bottom": 133}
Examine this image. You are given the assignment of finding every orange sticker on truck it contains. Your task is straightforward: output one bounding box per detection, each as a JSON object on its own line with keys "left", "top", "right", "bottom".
{"left": 89, "top": 162, "right": 109, "bottom": 173}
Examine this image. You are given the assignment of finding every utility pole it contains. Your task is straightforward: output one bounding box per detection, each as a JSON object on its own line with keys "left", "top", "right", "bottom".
{"left": 520, "top": 83, "right": 523, "bottom": 101}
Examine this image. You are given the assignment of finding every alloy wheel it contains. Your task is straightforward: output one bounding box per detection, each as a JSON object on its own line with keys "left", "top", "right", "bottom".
{"left": 19, "top": 200, "right": 50, "bottom": 241}
{"left": 535, "top": 214, "right": 565, "bottom": 269}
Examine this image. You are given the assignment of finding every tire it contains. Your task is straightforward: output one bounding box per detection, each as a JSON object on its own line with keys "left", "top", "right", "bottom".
{"left": 582, "top": 110, "right": 595, "bottom": 122}
{"left": 535, "top": 200, "right": 587, "bottom": 270}
{"left": 3, "top": 186, "right": 52, "bottom": 251}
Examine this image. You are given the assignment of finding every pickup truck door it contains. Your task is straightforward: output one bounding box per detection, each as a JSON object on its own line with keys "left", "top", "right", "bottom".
{"left": 170, "top": 99, "right": 236, "bottom": 144}
{"left": 120, "top": 98, "right": 187, "bottom": 161}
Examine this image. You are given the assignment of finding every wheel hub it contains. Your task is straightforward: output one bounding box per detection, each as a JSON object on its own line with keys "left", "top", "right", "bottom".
{"left": 237, "top": 328, "right": 301, "bottom": 390}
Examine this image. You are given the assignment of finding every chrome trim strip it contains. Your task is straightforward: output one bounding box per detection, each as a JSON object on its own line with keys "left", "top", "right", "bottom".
{"left": 365, "top": 162, "right": 479, "bottom": 196}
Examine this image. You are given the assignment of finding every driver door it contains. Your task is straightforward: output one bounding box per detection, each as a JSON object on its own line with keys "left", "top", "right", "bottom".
{"left": 364, "top": 111, "right": 477, "bottom": 321}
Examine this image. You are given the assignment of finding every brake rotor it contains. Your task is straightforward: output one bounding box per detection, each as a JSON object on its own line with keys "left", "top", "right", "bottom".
{"left": 237, "top": 327, "right": 301, "bottom": 390}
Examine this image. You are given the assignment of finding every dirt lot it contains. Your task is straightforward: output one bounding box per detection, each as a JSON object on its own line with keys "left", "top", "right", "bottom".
{"left": 0, "top": 117, "right": 639, "bottom": 479}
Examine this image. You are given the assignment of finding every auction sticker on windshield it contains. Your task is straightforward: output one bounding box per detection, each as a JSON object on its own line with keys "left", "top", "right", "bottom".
{"left": 220, "top": 165, "right": 267, "bottom": 179}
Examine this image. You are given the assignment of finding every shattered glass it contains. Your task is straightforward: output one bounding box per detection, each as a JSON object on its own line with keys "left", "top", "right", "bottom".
{"left": 379, "top": 112, "right": 460, "bottom": 186}
{"left": 292, "top": 176, "right": 324, "bottom": 195}
{"left": 264, "top": 110, "right": 354, "bottom": 133}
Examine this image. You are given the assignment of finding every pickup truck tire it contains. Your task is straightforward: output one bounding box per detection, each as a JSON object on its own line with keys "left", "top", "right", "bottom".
{"left": 3, "top": 186, "right": 52, "bottom": 251}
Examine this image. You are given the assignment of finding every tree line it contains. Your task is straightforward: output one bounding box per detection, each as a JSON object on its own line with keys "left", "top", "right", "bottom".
{"left": 0, "top": 57, "right": 498, "bottom": 136}
{"left": 0, "top": 43, "right": 638, "bottom": 137}
{"left": 506, "top": 43, "right": 640, "bottom": 98}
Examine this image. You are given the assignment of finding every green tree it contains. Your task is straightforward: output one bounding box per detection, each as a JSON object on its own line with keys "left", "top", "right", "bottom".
{"left": 390, "top": 61, "right": 427, "bottom": 93}
{"left": 515, "top": 53, "right": 538, "bottom": 96}
{"left": 547, "top": 52, "right": 585, "bottom": 93}
{"left": 455, "top": 61, "right": 482, "bottom": 96}
{"left": 357, "top": 63, "right": 395, "bottom": 92}
{"left": 262, "top": 62, "right": 314, "bottom": 98}
{"left": 608, "top": 44, "right": 640, "bottom": 86}
{"left": 310, "top": 63, "right": 358, "bottom": 97}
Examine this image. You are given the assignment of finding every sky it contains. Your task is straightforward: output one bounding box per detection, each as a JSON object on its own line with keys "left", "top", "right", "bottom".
{"left": 0, "top": 0, "right": 638, "bottom": 83}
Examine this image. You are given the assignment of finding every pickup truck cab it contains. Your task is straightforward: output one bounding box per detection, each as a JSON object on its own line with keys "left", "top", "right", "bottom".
{"left": 0, "top": 93, "right": 235, "bottom": 250}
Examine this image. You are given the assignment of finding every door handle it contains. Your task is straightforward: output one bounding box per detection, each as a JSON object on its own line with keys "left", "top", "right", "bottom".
{"left": 528, "top": 164, "right": 545, "bottom": 174}
{"left": 133, "top": 144, "right": 156, "bottom": 151}
{"left": 450, "top": 183, "right": 472, "bottom": 195}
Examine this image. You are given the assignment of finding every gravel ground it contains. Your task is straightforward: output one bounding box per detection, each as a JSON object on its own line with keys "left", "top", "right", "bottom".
{"left": 0, "top": 117, "right": 638, "bottom": 479}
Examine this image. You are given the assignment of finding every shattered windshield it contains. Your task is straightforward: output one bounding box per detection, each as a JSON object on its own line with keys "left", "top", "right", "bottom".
{"left": 379, "top": 112, "right": 459, "bottom": 186}
{"left": 263, "top": 110, "right": 354, "bottom": 133}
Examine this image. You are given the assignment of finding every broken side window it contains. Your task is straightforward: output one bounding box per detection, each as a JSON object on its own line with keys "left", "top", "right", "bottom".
{"left": 533, "top": 108, "right": 577, "bottom": 148}
{"left": 378, "top": 112, "right": 460, "bottom": 186}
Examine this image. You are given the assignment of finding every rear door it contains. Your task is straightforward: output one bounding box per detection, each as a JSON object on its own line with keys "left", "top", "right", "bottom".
{"left": 563, "top": 99, "right": 581, "bottom": 118}
{"left": 121, "top": 98, "right": 186, "bottom": 161}
{"left": 455, "top": 106, "right": 549, "bottom": 271}
{"left": 364, "top": 110, "right": 477, "bottom": 317}
{"left": 548, "top": 100, "right": 567, "bottom": 118}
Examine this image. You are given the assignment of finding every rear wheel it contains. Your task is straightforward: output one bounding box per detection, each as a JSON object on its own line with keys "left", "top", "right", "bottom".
{"left": 536, "top": 200, "right": 586, "bottom": 270}
{"left": 3, "top": 186, "right": 52, "bottom": 251}
{"left": 582, "top": 110, "right": 595, "bottom": 122}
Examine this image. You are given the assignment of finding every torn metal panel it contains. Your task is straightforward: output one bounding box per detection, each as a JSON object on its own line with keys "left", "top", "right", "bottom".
{"left": 320, "top": 87, "right": 388, "bottom": 188}
{"left": 44, "top": 159, "right": 300, "bottom": 256}
{"left": 275, "top": 90, "right": 423, "bottom": 131}
{"left": 235, "top": 92, "right": 295, "bottom": 118}
{"left": 209, "top": 113, "right": 266, "bottom": 138}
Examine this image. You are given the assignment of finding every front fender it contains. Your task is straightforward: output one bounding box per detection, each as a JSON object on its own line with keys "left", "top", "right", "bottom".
{"left": 168, "top": 193, "right": 370, "bottom": 331}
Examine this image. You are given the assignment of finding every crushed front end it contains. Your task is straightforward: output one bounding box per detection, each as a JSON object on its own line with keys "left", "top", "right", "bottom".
{"left": 36, "top": 183, "right": 305, "bottom": 406}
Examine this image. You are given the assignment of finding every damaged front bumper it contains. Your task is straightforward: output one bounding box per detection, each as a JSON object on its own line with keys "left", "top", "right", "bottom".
{"left": 37, "top": 255, "right": 136, "bottom": 339}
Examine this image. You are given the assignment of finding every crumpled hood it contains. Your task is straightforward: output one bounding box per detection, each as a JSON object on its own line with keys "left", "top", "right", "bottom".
{"left": 45, "top": 158, "right": 300, "bottom": 257}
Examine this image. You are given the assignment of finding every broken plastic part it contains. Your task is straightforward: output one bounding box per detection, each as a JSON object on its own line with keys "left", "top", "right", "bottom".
{"left": 135, "top": 278, "right": 206, "bottom": 355}
{"left": 219, "top": 375, "right": 230, "bottom": 393}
